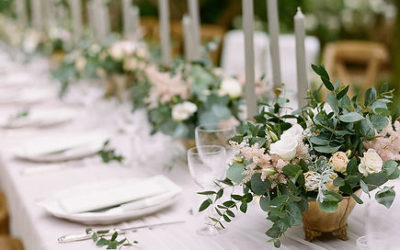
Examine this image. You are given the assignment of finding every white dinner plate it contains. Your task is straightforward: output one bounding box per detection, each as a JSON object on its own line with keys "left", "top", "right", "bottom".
{"left": 0, "top": 88, "right": 53, "bottom": 105}
{"left": 13, "top": 132, "right": 107, "bottom": 163}
{"left": 38, "top": 176, "right": 182, "bottom": 225}
{"left": 0, "top": 107, "right": 78, "bottom": 129}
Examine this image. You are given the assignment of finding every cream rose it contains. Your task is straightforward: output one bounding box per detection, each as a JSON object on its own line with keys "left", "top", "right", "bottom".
{"left": 172, "top": 102, "right": 197, "bottom": 122}
{"left": 75, "top": 57, "right": 87, "bottom": 72}
{"left": 219, "top": 78, "right": 242, "bottom": 99}
{"left": 326, "top": 172, "right": 339, "bottom": 192}
{"left": 329, "top": 151, "right": 349, "bottom": 173}
{"left": 109, "top": 43, "right": 125, "bottom": 60}
{"left": 304, "top": 171, "right": 319, "bottom": 191}
{"left": 358, "top": 149, "right": 383, "bottom": 176}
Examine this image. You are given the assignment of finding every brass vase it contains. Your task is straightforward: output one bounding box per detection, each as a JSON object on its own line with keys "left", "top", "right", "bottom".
{"left": 302, "top": 190, "right": 361, "bottom": 242}
{"left": 179, "top": 139, "right": 196, "bottom": 150}
{"left": 105, "top": 74, "right": 129, "bottom": 101}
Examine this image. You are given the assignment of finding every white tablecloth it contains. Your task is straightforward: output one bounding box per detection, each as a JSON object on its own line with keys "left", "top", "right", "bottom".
{"left": 0, "top": 51, "right": 397, "bottom": 250}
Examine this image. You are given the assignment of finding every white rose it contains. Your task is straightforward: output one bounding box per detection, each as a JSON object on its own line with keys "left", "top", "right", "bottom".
{"left": 270, "top": 138, "right": 298, "bottom": 161}
{"left": 109, "top": 43, "right": 124, "bottom": 60}
{"left": 281, "top": 124, "right": 304, "bottom": 141}
{"left": 219, "top": 78, "right": 242, "bottom": 99}
{"left": 75, "top": 57, "right": 87, "bottom": 72}
{"left": 329, "top": 151, "right": 349, "bottom": 173}
{"left": 172, "top": 102, "right": 197, "bottom": 122}
{"left": 123, "top": 57, "right": 138, "bottom": 71}
{"left": 358, "top": 149, "right": 383, "bottom": 176}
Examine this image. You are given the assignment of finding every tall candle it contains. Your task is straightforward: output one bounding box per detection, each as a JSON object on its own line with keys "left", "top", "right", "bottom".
{"left": 44, "top": 0, "right": 55, "bottom": 31}
{"left": 31, "top": 0, "right": 43, "bottom": 30}
{"left": 87, "top": 1, "right": 96, "bottom": 38}
{"left": 295, "top": 7, "right": 308, "bottom": 108}
{"left": 187, "top": 0, "right": 200, "bottom": 58}
{"left": 70, "top": 0, "right": 83, "bottom": 42}
{"left": 96, "top": 0, "right": 110, "bottom": 42}
{"left": 242, "top": 0, "right": 257, "bottom": 118}
{"left": 122, "top": 0, "right": 132, "bottom": 39}
{"left": 182, "top": 15, "right": 195, "bottom": 62}
{"left": 15, "top": 0, "right": 28, "bottom": 27}
{"left": 267, "top": 0, "right": 282, "bottom": 90}
{"left": 158, "top": 0, "right": 171, "bottom": 66}
{"left": 130, "top": 6, "right": 141, "bottom": 40}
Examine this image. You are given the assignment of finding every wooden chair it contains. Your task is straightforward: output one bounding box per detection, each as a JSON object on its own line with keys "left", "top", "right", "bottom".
{"left": 140, "top": 17, "right": 226, "bottom": 65}
{"left": 0, "top": 236, "right": 24, "bottom": 250}
{"left": 0, "top": 192, "right": 9, "bottom": 235}
{"left": 322, "top": 41, "right": 389, "bottom": 94}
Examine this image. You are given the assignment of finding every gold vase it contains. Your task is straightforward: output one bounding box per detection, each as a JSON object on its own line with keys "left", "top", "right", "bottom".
{"left": 105, "top": 74, "right": 129, "bottom": 101}
{"left": 302, "top": 190, "right": 361, "bottom": 242}
{"left": 179, "top": 139, "right": 196, "bottom": 150}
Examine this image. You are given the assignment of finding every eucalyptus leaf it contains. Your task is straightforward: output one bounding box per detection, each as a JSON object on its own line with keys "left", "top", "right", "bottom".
{"left": 226, "top": 162, "right": 246, "bottom": 183}
{"left": 375, "top": 186, "right": 395, "bottom": 208}
{"left": 338, "top": 112, "right": 364, "bottom": 123}
{"left": 370, "top": 115, "right": 389, "bottom": 131}
{"left": 250, "top": 173, "right": 271, "bottom": 195}
{"left": 314, "top": 145, "right": 341, "bottom": 154}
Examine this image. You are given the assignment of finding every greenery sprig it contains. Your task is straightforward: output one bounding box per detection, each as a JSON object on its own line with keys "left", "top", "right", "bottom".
{"left": 98, "top": 140, "right": 124, "bottom": 164}
{"left": 86, "top": 228, "right": 138, "bottom": 249}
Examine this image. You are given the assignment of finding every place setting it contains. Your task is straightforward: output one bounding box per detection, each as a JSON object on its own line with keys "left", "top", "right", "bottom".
{"left": 0, "top": 0, "right": 399, "bottom": 249}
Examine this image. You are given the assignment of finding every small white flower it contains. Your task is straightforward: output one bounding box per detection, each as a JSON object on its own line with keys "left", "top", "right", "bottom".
{"left": 219, "top": 78, "right": 242, "bottom": 99}
{"left": 123, "top": 57, "right": 138, "bottom": 71}
{"left": 108, "top": 43, "right": 125, "bottom": 60}
{"left": 358, "top": 149, "right": 383, "bottom": 176}
{"left": 75, "top": 57, "right": 86, "bottom": 72}
{"left": 172, "top": 102, "right": 197, "bottom": 122}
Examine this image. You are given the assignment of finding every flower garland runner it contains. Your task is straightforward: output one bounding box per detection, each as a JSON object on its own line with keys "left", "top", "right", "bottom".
{"left": 199, "top": 65, "right": 400, "bottom": 248}
{"left": 144, "top": 62, "right": 245, "bottom": 140}
{"left": 52, "top": 38, "right": 150, "bottom": 99}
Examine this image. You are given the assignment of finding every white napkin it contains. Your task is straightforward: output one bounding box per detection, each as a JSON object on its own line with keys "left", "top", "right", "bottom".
{"left": 56, "top": 176, "right": 180, "bottom": 214}
{"left": 1, "top": 108, "right": 77, "bottom": 129}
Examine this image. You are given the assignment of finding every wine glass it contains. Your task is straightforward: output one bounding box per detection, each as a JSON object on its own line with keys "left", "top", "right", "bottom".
{"left": 357, "top": 189, "right": 400, "bottom": 250}
{"left": 195, "top": 123, "right": 237, "bottom": 163}
{"left": 187, "top": 145, "right": 226, "bottom": 236}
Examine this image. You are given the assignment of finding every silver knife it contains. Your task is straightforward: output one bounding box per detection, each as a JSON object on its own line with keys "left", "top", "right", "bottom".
{"left": 57, "top": 220, "right": 185, "bottom": 243}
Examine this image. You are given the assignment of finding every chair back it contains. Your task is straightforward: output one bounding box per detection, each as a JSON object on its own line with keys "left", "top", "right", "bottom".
{"left": 323, "top": 41, "right": 389, "bottom": 92}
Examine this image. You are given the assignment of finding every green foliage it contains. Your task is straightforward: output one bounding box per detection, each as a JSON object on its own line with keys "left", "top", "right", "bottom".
{"left": 86, "top": 228, "right": 137, "bottom": 249}
{"left": 97, "top": 140, "right": 124, "bottom": 164}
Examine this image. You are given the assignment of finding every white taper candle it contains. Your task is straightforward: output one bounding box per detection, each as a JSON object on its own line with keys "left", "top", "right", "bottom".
{"left": 158, "top": 0, "right": 172, "bottom": 66}
{"left": 242, "top": 0, "right": 257, "bottom": 118}
{"left": 31, "top": 0, "right": 43, "bottom": 30}
{"left": 182, "top": 15, "right": 195, "bottom": 62}
{"left": 122, "top": 0, "right": 132, "bottom": 39}
{"left": 15, "top": 0, "right": 28, "bottom": 27}
{"left": 295, "top": 7, "right": 308, "bottom": 108}
{"left": 187, "top": 0, "right": 201, "bottom": 58}
{"left": 70, "top": 0, "right": 83, "bottom": 43}
{"left": 267, "top": 0, "right": 282, "bottom": 90}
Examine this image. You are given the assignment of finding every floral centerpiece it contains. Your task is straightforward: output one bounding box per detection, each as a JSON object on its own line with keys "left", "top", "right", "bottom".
{"left": 144, "top": 61, "right": 246, "bottom": 141}
{"left": 52, "top": 38, "right": 149, "bottom": 100}
{"left": 199, "top": 65, "right": 400, "bottom": 247}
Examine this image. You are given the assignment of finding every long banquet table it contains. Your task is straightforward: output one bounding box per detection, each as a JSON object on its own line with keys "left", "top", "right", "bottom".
{"left": 0, "top": 51, "right": 398, "bottom": 250}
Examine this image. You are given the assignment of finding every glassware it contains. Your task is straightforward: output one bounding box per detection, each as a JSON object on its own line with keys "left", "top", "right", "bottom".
{"left": 187, "top": 145, "right": 226, "bottom": 235}
{"left": 195, "top": 123, "right": 237, "bottom": 163}
{"left": 357, "top": 190, "right": 400, "bottom": 250}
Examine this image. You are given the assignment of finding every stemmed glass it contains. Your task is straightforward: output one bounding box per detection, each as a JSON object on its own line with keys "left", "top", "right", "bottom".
{"left": 195, "top": 123, "right": 237, "bottom": 163}
{"left": 357, "top": 192, "right": 400, "bottom": 250}
{"left": 187, "top": 145, "right": 226, "bottom": 235}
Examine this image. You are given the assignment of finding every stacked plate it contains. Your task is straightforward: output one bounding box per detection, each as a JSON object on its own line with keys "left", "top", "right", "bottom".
{"left": 13, "top": 132, "right": 107, "bottom": 162}
{"left": 38, "top": 175, "right": 182, "bottom": 224}
{"left": 0, "top": 107, "right": 78, "bottom": 129}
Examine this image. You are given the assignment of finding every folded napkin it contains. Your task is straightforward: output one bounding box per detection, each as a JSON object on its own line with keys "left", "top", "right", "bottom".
{"left": 57, "top": 176, "right": 180, "bottom": 214}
